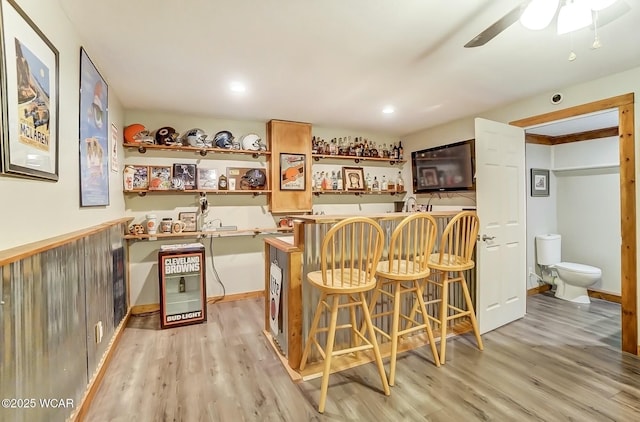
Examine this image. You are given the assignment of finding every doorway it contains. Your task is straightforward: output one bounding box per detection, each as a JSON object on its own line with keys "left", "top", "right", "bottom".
{"left": 510, "top": 93, "right": 637, "bottom": 355}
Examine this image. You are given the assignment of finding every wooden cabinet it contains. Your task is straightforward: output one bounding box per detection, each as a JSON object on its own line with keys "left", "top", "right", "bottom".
{"left": 267, "top": 120, "right": 313, "bottom": 214}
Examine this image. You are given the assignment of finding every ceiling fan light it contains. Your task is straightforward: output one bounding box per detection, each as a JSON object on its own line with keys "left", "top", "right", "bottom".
{"left": 589, "top": 0, "right": 617, "bottom": 11}
{"left": 557, "top": 1, "right": 593, "bottom": 34}
{"left": 520, "top": 0, "right": 560, "bottom": 30}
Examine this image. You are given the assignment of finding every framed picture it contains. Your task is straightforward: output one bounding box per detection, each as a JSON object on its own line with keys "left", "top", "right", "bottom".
{"left": 197, "top": 168, "right": 218, "bottom": 190}
{"left": 173, "top": 163, "right": 197, "bottom": 190}
{"left": 531, "top": 168, "right": 550, "bottom": 197}
{"left": 178, "top": 211, "right": 197, "bottom": 232}
{"left": 421, "top": 167, "right": 439, "bottom": 187}
{"left": 0, "top": 0, "right": 59, "bottom": 181}
{"left": 149, "top": 165, "right": 172, "bottom": 190}
{"left": 131, "top": 165, "right": 148, "bottom": 191}
{"left": 342, "top": 166, "right": 365, "bottom": 191}
{"left": 79, "top": 47, "right": 109, "bottom": 206}
{"left": 280, "top": 153, "right": 305, "bottom": 191}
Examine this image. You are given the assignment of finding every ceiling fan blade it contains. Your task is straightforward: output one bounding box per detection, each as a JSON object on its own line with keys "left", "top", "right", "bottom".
{"left": 464, "top": 3, "right": 526, "bottom": 48}
{"left": 591, "top": 0, "right": 631, "bottom": 28}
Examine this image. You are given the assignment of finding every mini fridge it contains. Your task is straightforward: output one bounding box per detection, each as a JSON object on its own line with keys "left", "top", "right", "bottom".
{"left": 158, "top": 243, "right": 207, "bottom": 329}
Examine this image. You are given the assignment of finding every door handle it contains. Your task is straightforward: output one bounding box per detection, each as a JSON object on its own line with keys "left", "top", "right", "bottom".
{"left": 482, "top": 234, "right": 495, "bottom": 241}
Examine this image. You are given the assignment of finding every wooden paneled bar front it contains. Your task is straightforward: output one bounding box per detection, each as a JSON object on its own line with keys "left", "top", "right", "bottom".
{"left": 263, "top": 211, "right": 476, "bottom": 377}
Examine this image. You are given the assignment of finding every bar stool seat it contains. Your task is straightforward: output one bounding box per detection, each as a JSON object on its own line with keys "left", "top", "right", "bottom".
{"left": 368, "top": 213, "right": 441, "bottom": 386}
{"left": 299, "top": 217, "right": 390, "bottom": 413}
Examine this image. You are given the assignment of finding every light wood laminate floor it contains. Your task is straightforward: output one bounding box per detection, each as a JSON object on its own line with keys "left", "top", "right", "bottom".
{"left": 84, "top": 292, "right": 640, "bottom": 421}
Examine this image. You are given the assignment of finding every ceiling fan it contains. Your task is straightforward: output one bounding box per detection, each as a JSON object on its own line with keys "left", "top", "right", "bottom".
{"left": 464, "top": 0, "right": 631, "bottom": 48}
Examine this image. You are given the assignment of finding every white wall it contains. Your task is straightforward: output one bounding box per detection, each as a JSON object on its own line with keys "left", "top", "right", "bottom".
{"left": 124, "top": 111, "right": 404, "bottom": 306}
{"left": 0, "top": 0, "right": 126, "bottom": 251}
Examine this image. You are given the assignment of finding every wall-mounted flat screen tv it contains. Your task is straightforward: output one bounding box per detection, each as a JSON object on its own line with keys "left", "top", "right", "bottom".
{"left": 411, "top": 139, "right": 475, "bottom": 193}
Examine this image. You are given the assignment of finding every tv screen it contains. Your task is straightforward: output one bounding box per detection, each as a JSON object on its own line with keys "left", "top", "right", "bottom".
{"left": 411, "top": 140, "right": 475, "bottom": 193}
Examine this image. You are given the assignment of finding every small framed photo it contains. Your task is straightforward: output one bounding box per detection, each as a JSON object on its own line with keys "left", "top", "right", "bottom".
{"left": 131, "top": 165, "right": 148, "bottom": 190}
{"left": 178, "top": 211, "right": 197, "bottom": 232}
{"left": 173, "top": 163, "right": 197, "bottom": 190}
{"left": 342, "top": 166, "right": 365, "bottom": 191}
{"left": 149, "top": 166, "right": 172, "bottom": 190}
{"left": 421, "top": 167, "right": 439, "bottom": 187}
{"left": 531, "top": 168, "right": 550, "bottom": 197}
{"left": 280, "top": 153, "right": 305, "bottom": 191}
{"left": 198, "top": 168, "right": 218, "bottom": 190}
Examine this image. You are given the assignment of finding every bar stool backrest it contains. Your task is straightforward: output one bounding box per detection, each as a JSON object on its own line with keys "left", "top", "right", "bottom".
{"left": 435, "top": 211, "right": 480, "bottom": 267}
{"left": 384, "top": 213, "right": 437, "bottom": 275}
{"left": 320, "top": 217, "right": 384, "bottom": 288}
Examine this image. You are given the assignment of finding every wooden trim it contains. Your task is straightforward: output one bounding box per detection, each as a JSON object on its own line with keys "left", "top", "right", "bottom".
{"left": 262, "top": 330, "right": 303, "bottom": 382}
{"left": 288, "top": 250, "right": 303, "bottom": 369}
{"left": 509, "top": 93, "right": 634, "bottom": 127}
{"left": 71, "top": 310, "right": 131, "bottom": 422}
{"left": 264, "top": 242, "right": 271, "bottom": 333}
{"left": 587, "top": 289, "right": 622, "bottom": 304}
{"left": 551, "top": 126, "right": 619, "bottom": 145}
{"left": 619, "top": 102, "right": 638, "bottom": 354}
{"left": 264, "top": 236, "right": 300, "bottom": 253}
{"left": 528, "top": 284, "right": 552, "bottom": 295}
{"left": 526, "top": 133, "right": 554, "bottom": 145}
{"left": 130, "top": 303, "right": 160, "bottom": 315}
{"left": 207, "top": 290, "right": 264, "bottom": 304}
{"left": 0, "top": 217, "right": 133, "bottom": 266}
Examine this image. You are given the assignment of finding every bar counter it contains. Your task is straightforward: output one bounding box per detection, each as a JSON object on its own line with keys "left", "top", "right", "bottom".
{"left": 264, "top": 211, "right": 475, "bottom": 376}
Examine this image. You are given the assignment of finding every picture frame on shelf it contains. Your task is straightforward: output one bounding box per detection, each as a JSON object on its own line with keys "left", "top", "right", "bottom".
{"left": 342, "top": 166, "right": 365, "bottom": 191}
{"left": 197, "top": 168, "right": 218, "bottom": 190}
{"left": 178, "top": 211, "right": 197, "bottom": 232}
{"left": 173, "top": 163, "right": 196, "bottom": 190}
{"left": 149, "top": 165, "right": 172, "bottom": 190}
{"left": 79, "top": 47, "right": 109, "bottom": 206}
{"left": 531, "top": 168, "right": 550, "bottom": 197}
{"left": 130, "top": 165, "right": 148, "bottom": 191}
{"left": 0, "top": 0, "right": 59, "bottom": 181}
{"left": 280, "top": 153, "right": 305, "bottom": 191}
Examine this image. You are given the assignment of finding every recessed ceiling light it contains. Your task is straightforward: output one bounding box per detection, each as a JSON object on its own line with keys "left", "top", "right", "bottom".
{"left": 382, "top": 106, "right": 395, "bottom": 114}
{"left": 229, "top": 82, "right": 246, "bottom": 93}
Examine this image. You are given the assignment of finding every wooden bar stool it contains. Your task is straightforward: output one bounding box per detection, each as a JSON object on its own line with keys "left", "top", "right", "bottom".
{"left": 299, "top": 217, "right": 390, "bottom": 413}
{"left": 422, "top": 211, "right": 483, "bottom": 365}
{"left": 367, "top": 213, "right": 441, "bottom": 386}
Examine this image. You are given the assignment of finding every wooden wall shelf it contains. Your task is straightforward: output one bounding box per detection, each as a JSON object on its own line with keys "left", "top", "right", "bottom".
{"left": 123, "top": 143, "right": 271, "bottom": 158}
{"left": 313, "top": 190, "right": 406, "bottom": 197}
{"left": 124, "top": 189, "right": 271, "bottom": 197}
{"left": 312, "top": 154, "right": 405, "bottom": 165}
{"left": 125, "top": 227, "right": 294, "bottom": 241}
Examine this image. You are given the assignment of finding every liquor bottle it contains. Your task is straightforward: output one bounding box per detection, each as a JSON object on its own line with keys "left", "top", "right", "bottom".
{"left": 331, "top": 171, "right": 338, "bottom": 190}
{"left": 311, "top": 136, "right": 318, "bottom": 154}
{"left": 320, "top": 171, "right": 327, "bottom": 190}
{"left": 398, "top": 141, "right": 404, "bottom": 160}
{"left": 337, "top": 171, "right": 343, "bottom": 190}
{"left": 392, "top": 143, "right": 399, "bottom": 160}
{"left": 178, "top": 277, "right": 186, "bottom": 293}
{"left": 366, "top": 173, "right": 373, "bottom": 191}
{"left": 381, "top": 175, "right": 388, "bottom": 191}
{"left": 396, "top": 171, "right": 404, "bottom": 192}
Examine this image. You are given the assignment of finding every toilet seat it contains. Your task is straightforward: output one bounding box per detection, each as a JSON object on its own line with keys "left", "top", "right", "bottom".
{"left": 554, "top": 262, "right": 601, "bottom": 276}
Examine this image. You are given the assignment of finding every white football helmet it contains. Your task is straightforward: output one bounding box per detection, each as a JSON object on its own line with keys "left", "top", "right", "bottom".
{"left": 240, "top": 133, "right": 265, "bottom": 151}
{"left": 180, "top": 128, "right": 207, "bottom": 147}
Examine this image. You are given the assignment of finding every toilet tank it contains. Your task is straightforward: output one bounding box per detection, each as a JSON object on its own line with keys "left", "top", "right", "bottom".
{"left": 535, "top": 234, "right": 561, "bottom": 266}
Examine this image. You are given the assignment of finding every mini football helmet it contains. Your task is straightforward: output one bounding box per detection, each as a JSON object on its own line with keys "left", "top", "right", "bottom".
{"left": 124, "top": 123, "right": 148, "bottom": 143}
{"left": 154, "top": 126, "right": 179, "bottom": 145}
{"left": 214, "top": 130, "right": 234, "bottom": 149}
{"left": 242, "top": 168, "right": 267, "bottom": 188}
{"left": 180, "top": 128, "right": 207, "bottom": 147}
{"left": 240, "top": 133, "right": 266, "bottom": 151}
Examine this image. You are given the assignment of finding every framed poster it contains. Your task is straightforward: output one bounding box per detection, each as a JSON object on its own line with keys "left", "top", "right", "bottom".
{"left": 531, "top": 168, "right": 550, "bottom": 197}
{"left": 0, "top": 0, "right": 59, "bottom": 181}
{"left": 79, "top": 47, "right": 109, "bottom": 206}
{"left": 280, "top": 153, "right": 305, "bottom": 191}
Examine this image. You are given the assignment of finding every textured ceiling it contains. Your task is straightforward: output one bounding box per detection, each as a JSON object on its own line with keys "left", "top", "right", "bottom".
{"left": 58, "top": 0, "right": 640, "bottom": 136}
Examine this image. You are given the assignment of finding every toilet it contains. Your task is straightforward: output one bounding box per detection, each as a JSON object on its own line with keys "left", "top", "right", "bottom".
{"left": 535, "top": 234, "right": 602, "bottom": 304}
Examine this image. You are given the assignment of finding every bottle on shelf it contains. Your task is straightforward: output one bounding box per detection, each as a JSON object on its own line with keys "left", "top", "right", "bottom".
{"left": 393, "top": 143, "right": 399, "bottom": 160}
{"left": 381, "top": 175, "right": 388, "bottom": 191}
{"left": 331, "top": 171, "right": 338, "bottom": 190}
{"left": 398, "top": 141, "right": 404, "bottom": 160}
{"left": 320, "top": 171, "right": 327, "bottom": 190}
{"left": 336, "top": 170, "right": 343, "bottom": 190}
{"left": 396, "top": 171, "right": 404, "bottom": 192}
{"left": 372, "top": 176, "right": 380, "bottom": 191}
{"left": 366, "top": 173, "right": 373, "bottom": 191}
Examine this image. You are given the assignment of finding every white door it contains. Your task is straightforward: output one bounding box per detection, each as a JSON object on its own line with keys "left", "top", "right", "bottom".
{"left": 475, "top": 118, "right": 527, "bottom": 334}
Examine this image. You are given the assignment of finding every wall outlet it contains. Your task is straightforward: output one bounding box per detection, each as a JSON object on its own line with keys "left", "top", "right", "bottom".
{"left": 95, "top": 321, "right": 103, "bottom": 344}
